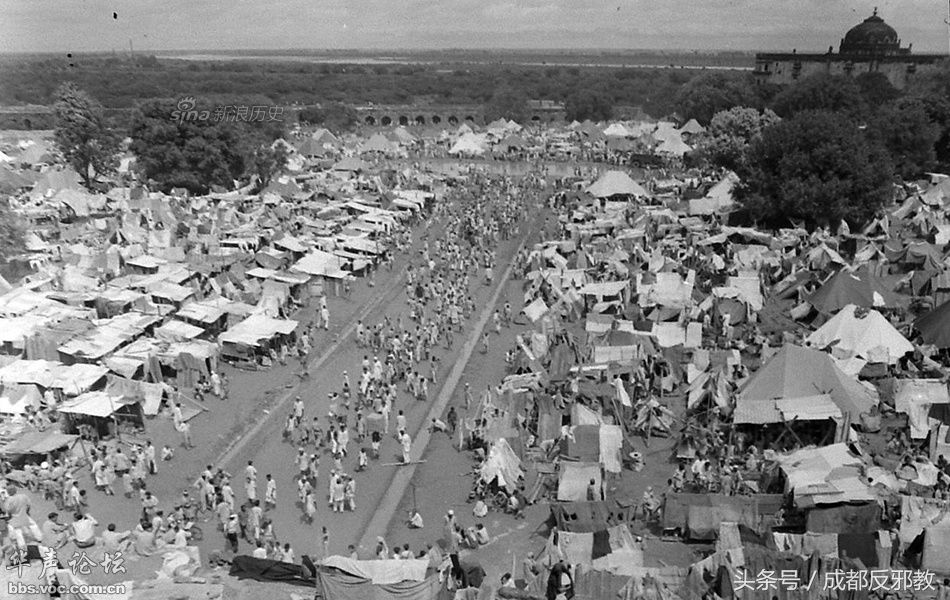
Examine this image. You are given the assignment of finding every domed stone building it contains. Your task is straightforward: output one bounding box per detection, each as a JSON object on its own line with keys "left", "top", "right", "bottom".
{"left": 754, "top": 9, "right": 944, "bottom": 89}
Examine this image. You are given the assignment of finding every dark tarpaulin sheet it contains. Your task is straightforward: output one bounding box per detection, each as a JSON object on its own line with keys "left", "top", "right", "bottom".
{"left": 805, "top": 503, "right": 881, "bottom": 534}
{"left": 838, "top": 533, "right": 878, "bottom": 568}
{"left": 663, "top": 493, "right": 785, "bottom": 533}
{"left": 564, "top": 424, "right": 600, "bottom": 462}
{"left": 317, "top": 567, "right": 442, "bottom": 600}
{"left": 229, "top": 555, "right": 314, "bottom": 587}
{"left": 591, "top": 529, "right": 610, "bottom": 560}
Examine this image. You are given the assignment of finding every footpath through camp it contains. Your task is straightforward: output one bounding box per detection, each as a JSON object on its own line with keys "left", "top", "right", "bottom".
{"left": 1, "top": 119, "right": 950, "bottom": 600}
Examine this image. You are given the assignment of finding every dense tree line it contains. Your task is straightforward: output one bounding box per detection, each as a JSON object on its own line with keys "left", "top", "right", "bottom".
{"left": 682, "top": 63, "right": 950, "bottom": 227}
{"left": 0, "top": 55, "right": 697, "bottom": 121}
{"left": 127, "top": 98, "right": 286, "bottom": 195}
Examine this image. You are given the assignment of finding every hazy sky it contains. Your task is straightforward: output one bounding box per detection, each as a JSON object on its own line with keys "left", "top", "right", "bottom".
{"left": 1, "top": 0, "right": 947, "bottom": 54}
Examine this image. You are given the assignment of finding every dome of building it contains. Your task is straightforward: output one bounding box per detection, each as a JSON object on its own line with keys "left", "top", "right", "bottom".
{"left": 839, "top": 9, "right": 903, "bottom": 55}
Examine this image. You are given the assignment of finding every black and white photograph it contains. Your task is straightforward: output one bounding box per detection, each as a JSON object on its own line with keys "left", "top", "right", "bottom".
{"left": 0, "top": 2, "right": 950, "bottom": 599}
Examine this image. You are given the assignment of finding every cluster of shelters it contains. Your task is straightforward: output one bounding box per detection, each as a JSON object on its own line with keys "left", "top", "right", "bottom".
{"left": 453, "top": 164, "right": 950, "bottom": 597}
{"left": 0, "top": 128, "right": 444, "bottom": 459}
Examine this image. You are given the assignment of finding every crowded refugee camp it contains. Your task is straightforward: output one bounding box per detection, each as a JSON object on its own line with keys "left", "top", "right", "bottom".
{"left": 3, "top": 59, "right": 950, "bottom": 600}
{"left": 0, "top": 116, "right": 945, "bottom": 600}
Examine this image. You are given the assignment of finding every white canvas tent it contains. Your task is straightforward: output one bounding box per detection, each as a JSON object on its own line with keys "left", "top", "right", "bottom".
{"left": 805, "top": 304, "right": 914, "bottom": 364}
{"left": 219, "top": 314, "right": 298, "bottom": 347}
{"left": 586, "top": 171, "right": 649, "bottom": 199}
{"left": 478, "top": 438, "right": 524, "bottom": 493}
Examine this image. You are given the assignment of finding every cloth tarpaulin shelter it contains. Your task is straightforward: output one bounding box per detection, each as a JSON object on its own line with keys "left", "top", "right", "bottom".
{"left": 106, "top": 376, "right": 167, "bottom": 416}
{"left": 915, "top": 299, "right": 950, "bottom": 348}
{"left": 478, "top": 438, "right": 523, "bottom": 493}
{"left": 321, "top": 557, "right": 429, "bottom": 584}
{"left": 734, "top": 345, "right": 876, "bottom": 424}
{"left": 773, "top": 395, "right": 842, "bottom": 422}
{"left": 578, "top": 280, "right": 628, "bottom": 298}
{"left": 805, "top": 304, "right": 913, "bottom": 364}
{"left": 316, "top": 566, "right": 442, "bottom": 600}
{"left": 0, "top": 360, "right": 109, "bottom": 396}
{"left": 894, "top": 379, "right": 950, "bottom": 439}
{"left": 557, "top": 462, "right": 602, "bottom": 501}
{"left": 522, "top": 297, "right": 548, "bottom": 323}
{"left": 292, "top": 250, "right": 349, "bottom": 279}
{"left": 0, "top": 384, "right": 42, "bottom": 415}
{"left": 805, "top": 503, "right": 882, "bottom": 534}
{"left": 807, "top": 268, "right": 901, "bottom": 314}
{"left": 57, "top": 391, "right": 137, "bottom": 418}
{"left": 776, "top": 443, "right": 875, "bottom": 507}
{"left": 219, "top": 314, "right": 298, "bottom": 347}
{"left": 899, "top": 495, "right": 950, "bottom": 544}
{"left": 586, "top": 171, "right": 649, "bottom": 198}
{"left": 662, "top": 494, "right": 785, "bottom": 538}
{"left": 229, "top": 555, "right": 313, "bottom": 586}
{"left": 555, "top": 524, "right": 643, "bottom": 574}
{"left": 922, "top": 526, "right": 950, "bottom": 575}
{"left": 0, "top": 429, "right": 78, "bottom": 456}
{"left": 771, "top": 532, "right": 839, "bottom": 557}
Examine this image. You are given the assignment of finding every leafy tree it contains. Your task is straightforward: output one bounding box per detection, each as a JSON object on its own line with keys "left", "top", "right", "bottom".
{"left": 129, "top": 99, "right": 255, "bottom": 194}
{"left": 866, "top": 99, "right": 939, "bottom": 180}
{"left": 483, "top": 85, "right": 528, "bottom": 123}
{"left": 770, "top": 73, "right": 867, "bottom": 119}
{"left": 297, "top": 102, "right": 358, "bottom": 132}
{"left": 52, "top": 83, "right": 120, "bottom": 188}
{"left": 697, "top": 106, "right": 780, "bottom": 171}
{"left": 298, "top": 107, "right": 322, "bottom": 125}
{"left": 565, "top": 90, "right": 613, "bottom": 122}
{"left": 251, "top": 143, "right": 288, "bottom": 190}
{"left": 735, "top": 110, "right": 894, "bottom": 227}
{"left": 855, "top": 72, "right": 900, "bottom": 107}
{"left": 0, "top": 201, "right": 25, "bottom": 266}
{"left": 905, "top": 61, "right": 950, "bottom": 170}
{"left": 674, "top": 72, "right": 759, "bottom": 125}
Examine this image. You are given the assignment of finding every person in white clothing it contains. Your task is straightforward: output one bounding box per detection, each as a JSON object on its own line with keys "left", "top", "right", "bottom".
{"left": 400, "top": 432, "right": 412, "bottom": 464}
{"left": 265, "top": 475, "right": 277, "bottom": 508}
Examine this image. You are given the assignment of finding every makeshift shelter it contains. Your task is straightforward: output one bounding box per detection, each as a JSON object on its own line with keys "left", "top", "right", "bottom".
{"left": 562, "top": 423, "right": 624, "bottom": 473}
{"left": 679, "top": 119, "right": 705, "bottom": 135}
{"left": 914, "top": 299, "right": 950, "bottom": 347}
{"left": 218, "top": 314, "right": 298, "bottom": 361}
{"left": 807, "top": 268, "right": 901, "bottom": 314}
{"left": 586, "top": 171, "right": 649, "bottom": 199}
{"left": 805, "top": 304, "right": 913, "bottom": 364}
{"left": 332, "top": 156, "right": 369, "bottom": 173}
{"left": 922, "top": 527, "right": 950, "bottom": 574}
{"left": 893, "top": 379, "right": 950, "bottom": 439}
{"left": 775, "top": 443, "right": 876, "bottom": 508}
{"left": 633, "top": 397, "right": 675, "bottom": 438}
{"left": 315, "top": 557, "right": 442, "bottom": 600}
{"left": 478, "top": 438, "right": 524, "bottom": 493}
{"left": 662, "top": 493, "right": 785, "bottom": 540}
{"left": 57, "top": 390, "right": 143, "bottom": 437}
{"left": 448, "top": 133, "right": 488, "bottom": 156}
{"left": 292, "top": 250, "right": 349, "bottom": 279}
{"left": 548, "top": 523, "right": 644, "bottom": 575}
{"left": 656, "top": 136, "right": 692, "bottom": 157}
{"left": 735, "top": 345, "right": 876, "bottom": 424}
{"left": 359, "top": 133, "right": 397, "bottom": 155}
{"left": 558, "top": 462, "right": 603, "bottom": 501}
{"left": 0, "top": 428, "right": 79, "bottom": 460}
